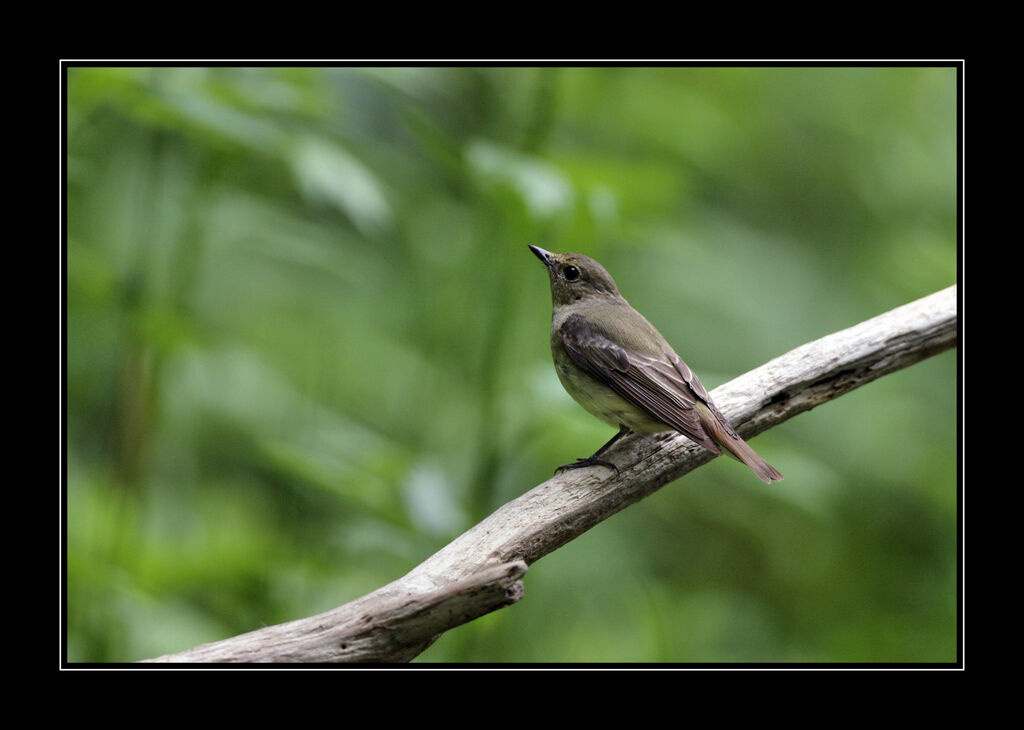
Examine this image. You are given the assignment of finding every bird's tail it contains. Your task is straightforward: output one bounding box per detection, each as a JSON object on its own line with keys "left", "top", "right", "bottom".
{"left": 695, "top": 403, "right": 783, "bottom": 484}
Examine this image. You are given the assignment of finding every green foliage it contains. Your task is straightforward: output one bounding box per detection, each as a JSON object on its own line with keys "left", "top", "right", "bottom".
{"left": 66, "top": 65, "right": 958, "bottom": 663}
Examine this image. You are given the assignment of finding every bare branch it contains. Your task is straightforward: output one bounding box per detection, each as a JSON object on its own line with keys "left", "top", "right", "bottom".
{"left": 142, "top": 285, "right": 957, "bottom": 663}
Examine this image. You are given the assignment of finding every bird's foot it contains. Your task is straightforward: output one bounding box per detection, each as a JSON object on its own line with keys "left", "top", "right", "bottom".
{"left": 555, "top": 456, "right": 620, "bottom": 476}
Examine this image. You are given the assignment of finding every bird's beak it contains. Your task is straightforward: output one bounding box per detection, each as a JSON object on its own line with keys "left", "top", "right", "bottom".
{"left": 528, "top": 244, "right": 553, "bottom": 266}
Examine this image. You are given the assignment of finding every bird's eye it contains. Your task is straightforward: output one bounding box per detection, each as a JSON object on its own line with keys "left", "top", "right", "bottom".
{"left": 563, "top": 265, "right": 580, "bottom": 281}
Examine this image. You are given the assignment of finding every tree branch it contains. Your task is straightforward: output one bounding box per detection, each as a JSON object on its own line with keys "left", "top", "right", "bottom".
{"left": 141, "top": 284, "right": 957, "bottom": 663}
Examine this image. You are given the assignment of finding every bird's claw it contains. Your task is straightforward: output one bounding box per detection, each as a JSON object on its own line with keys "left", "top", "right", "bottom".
{"left": 555, "top": 457, "right": 620, "bottom": 476}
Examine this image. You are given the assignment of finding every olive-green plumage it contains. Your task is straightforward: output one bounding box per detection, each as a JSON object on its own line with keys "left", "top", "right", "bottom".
{"left": 528, "top": 245, "right": 782, "bottom": 483}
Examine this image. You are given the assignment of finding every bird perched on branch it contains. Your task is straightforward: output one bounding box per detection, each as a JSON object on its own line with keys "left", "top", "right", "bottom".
{"left": 528, "top": 245, "right": 782, "bottom": 483}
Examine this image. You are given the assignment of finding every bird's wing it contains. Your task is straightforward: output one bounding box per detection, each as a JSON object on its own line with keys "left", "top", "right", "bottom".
{"left": 559, "top": 313, "right": 721, "bottom": 454}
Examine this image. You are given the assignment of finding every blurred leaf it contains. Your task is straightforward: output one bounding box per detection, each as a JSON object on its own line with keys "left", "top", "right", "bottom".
{"left": 288, "top": 136, "right": 392, "bottom": 235}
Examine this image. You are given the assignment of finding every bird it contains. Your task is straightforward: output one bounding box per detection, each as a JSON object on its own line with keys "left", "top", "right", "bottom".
{"left": 528, "top": 244, "right": 782, "bottom": 483}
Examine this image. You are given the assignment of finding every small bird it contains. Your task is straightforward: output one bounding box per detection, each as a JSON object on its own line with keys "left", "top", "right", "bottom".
{"left": 529, "top": 245, "right": 782, "bottom": 483}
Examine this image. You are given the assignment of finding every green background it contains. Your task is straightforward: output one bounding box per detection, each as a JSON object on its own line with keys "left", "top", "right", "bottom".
{"left": 66, "top": 65, "right": 958, "bottom": 663}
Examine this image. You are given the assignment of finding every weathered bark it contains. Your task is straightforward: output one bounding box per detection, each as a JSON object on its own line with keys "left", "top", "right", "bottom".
{"left": 142, "top": 285, "right": 957, "bottom": 663}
